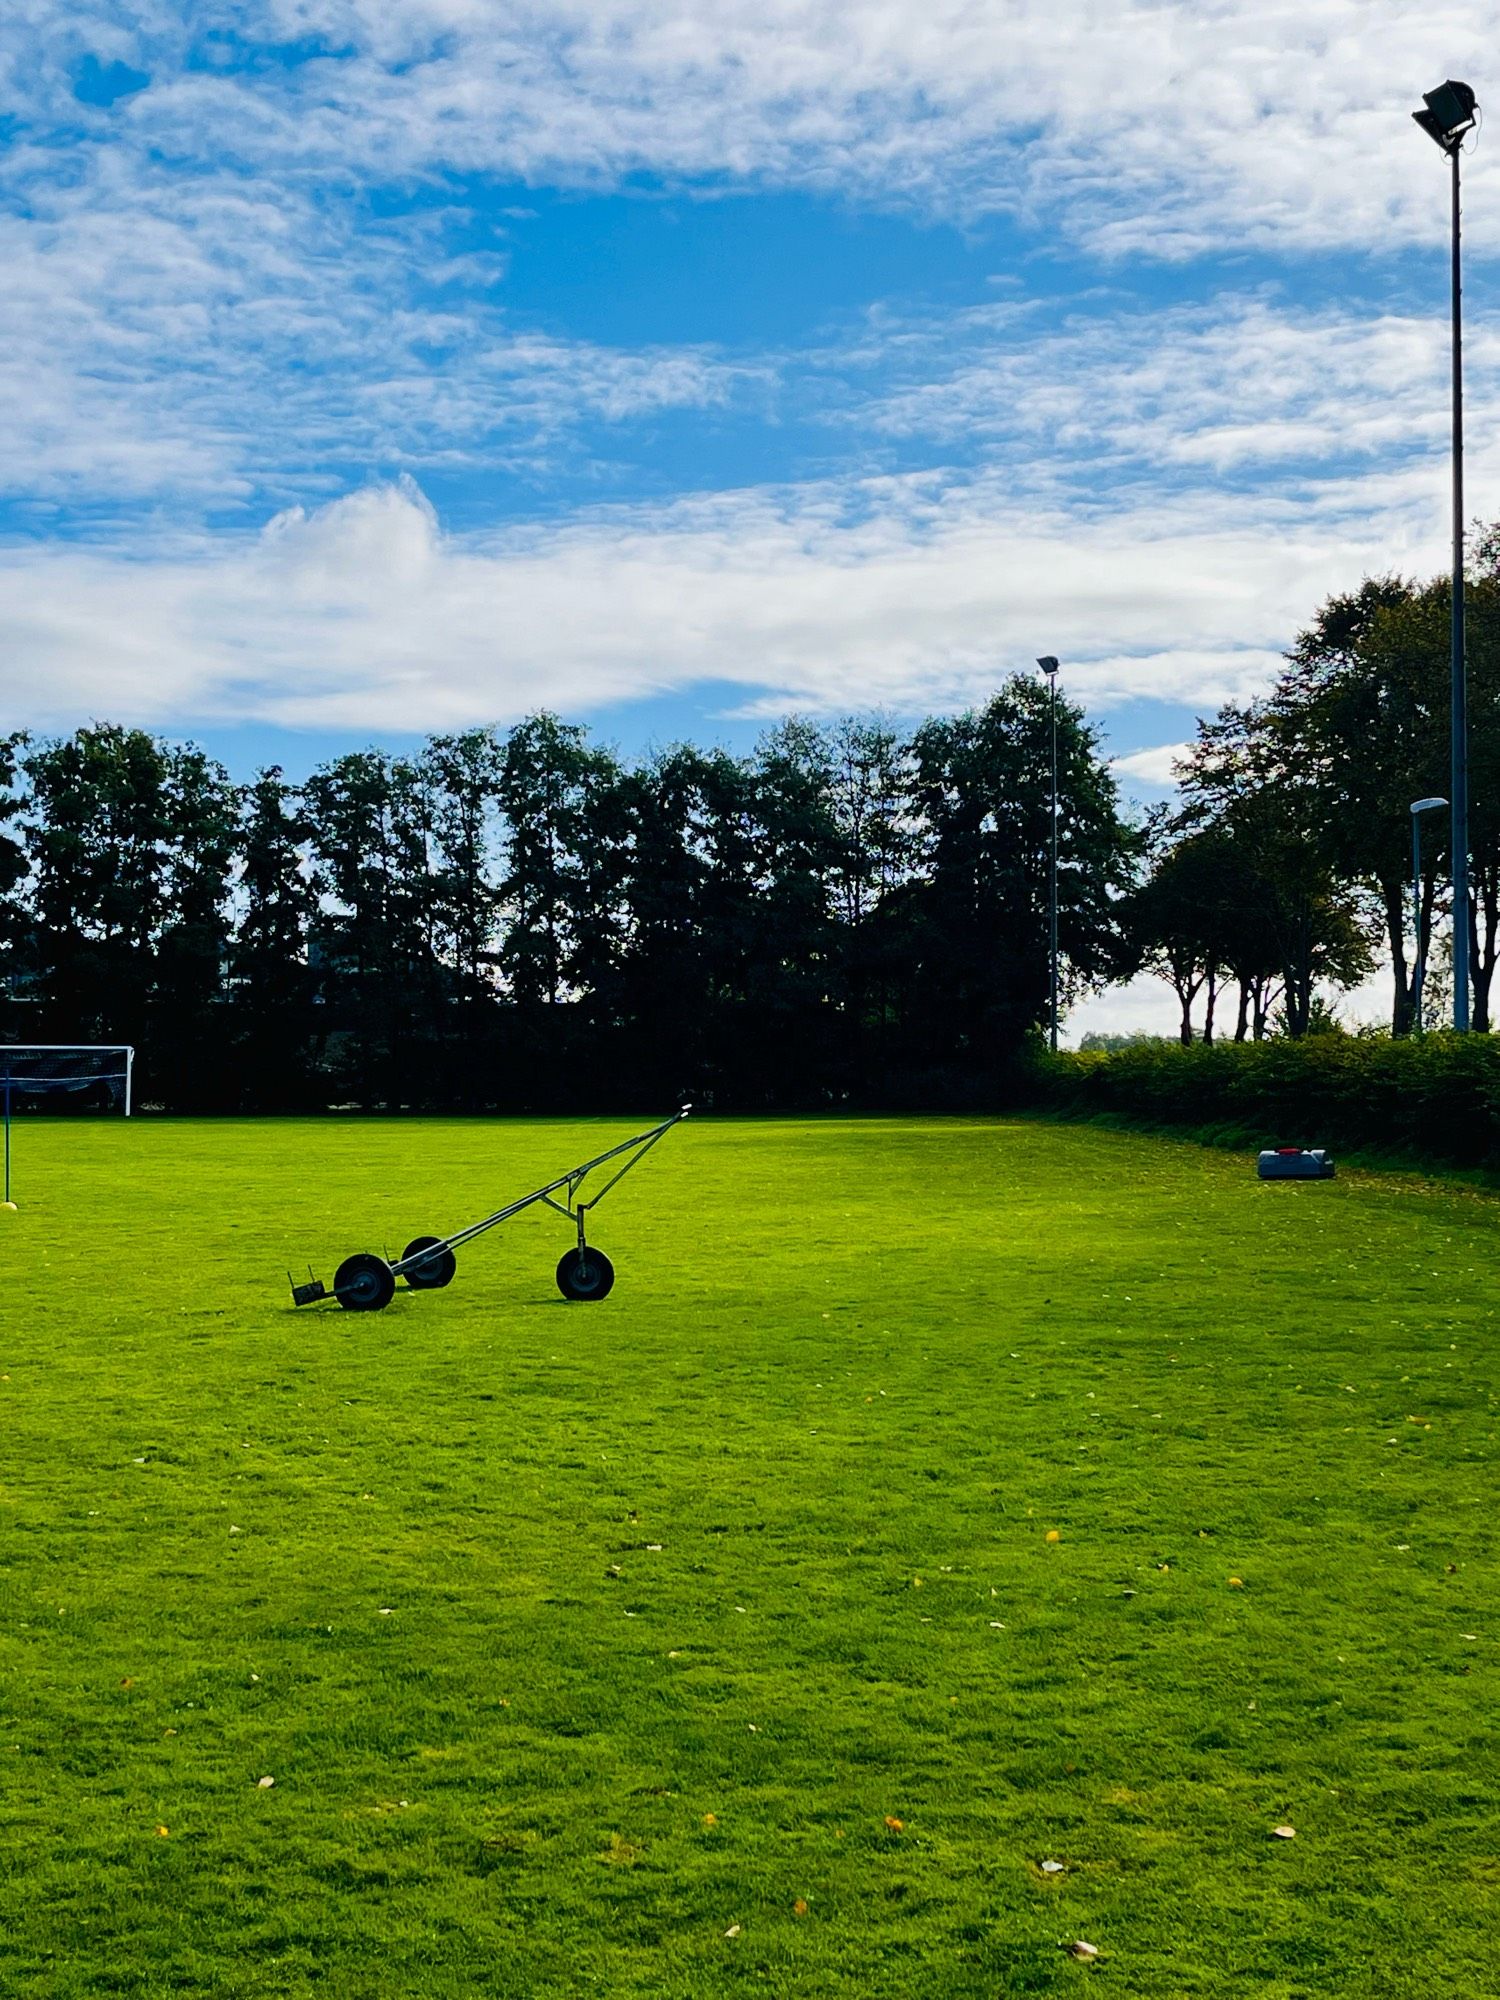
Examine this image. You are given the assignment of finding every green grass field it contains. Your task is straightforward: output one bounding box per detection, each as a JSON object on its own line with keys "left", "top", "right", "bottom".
{"left": 1, "top": 1114, "right": 1497, "bottom": 1998}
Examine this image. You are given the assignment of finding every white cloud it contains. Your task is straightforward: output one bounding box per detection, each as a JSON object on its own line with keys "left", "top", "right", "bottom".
{"left": 9, "top": 2, "right": 1496, "bottom": 255}
{"left": 0, "top": 3, "right": 1492, "bottom": 758}
{"left": 1110, "top": 742, "right": 1192, "bottom": 787}
{"left": 0, "top": 449, "right": 1459, "bottom": 736}
{"left": 0, "top": 176, "right": 759, "bottom": 512}
{"left": 844, "top": 301, "right": 1478, "bottom": 482}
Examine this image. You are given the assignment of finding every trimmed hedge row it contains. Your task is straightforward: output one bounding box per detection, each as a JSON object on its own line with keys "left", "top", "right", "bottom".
{"left": 1027, "top": 1034, "right": 1500, "bottom": 1172}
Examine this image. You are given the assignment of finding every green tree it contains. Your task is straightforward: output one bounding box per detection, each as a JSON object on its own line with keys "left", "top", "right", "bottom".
{"left": 303, "top": 750, "right": 443, "bottom": 1106}
{"left": 1178, "top": 703, "right": 1374, "bottom": 1037}
{"left": 0, "top": 733, "right": 29, "bottom": 1022}
{"left": 421, "top": 728, "right": 504, "bottom": 1010}
{"left": 904, "top": 679, "right": 1137, "bottom": 1065}
{"left": 153, "top": 746, "right": 237, "bottom": 1106}
{"left": 231, "top": 769, "right": 320, "bottom": 1107}
{"left": 24, "top": 725, "right": 172, "bottom": 1049}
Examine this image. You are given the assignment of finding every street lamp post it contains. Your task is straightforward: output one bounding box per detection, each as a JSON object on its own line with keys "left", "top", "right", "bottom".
{"left": 1410, "top": 796, "right": 1449, "bottom": 1033}
{"left": 1037, "top": 656, "right": 1060, "bottom": 1051}
{"left": 1413, "top": 78, "right": 1479, "bottom": 1030}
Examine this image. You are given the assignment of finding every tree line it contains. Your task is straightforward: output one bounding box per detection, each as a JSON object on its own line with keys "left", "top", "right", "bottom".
{"left": 0, "top": 686, "right": 1137, "bottom": 1111}
{"left": 5, "top": 527, "right": 1496, "bottom": 1107}
{"left": 1126, "top": 529, "right": 1500, "bottom": 1044}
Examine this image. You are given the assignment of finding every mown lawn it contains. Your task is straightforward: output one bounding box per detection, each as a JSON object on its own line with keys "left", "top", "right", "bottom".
{"left": 0, "top": 1114, "right": 1497, "bottom": 1998}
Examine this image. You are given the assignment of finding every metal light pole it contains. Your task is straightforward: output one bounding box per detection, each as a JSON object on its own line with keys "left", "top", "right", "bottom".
{"left": 1414, "top": 79, "right": 1479, "bottom": 1029}
{"left": 1410, "top": 795, "right": 1449, "bottom": 1033}
{"left": 1037, "top": 656, "right": 1060, "bottom": 1050}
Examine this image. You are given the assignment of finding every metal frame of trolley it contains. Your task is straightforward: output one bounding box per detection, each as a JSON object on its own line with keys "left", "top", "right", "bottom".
{"left": 291, "top": 1106, "right": 690, "bottom": 1310}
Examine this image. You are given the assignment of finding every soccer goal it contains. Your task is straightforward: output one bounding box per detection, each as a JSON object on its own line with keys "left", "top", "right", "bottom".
{"left": 1, "top": 1045, "right": 134, "bottom": 1208}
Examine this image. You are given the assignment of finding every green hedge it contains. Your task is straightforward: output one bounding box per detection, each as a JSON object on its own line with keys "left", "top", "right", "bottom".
{"left": 1027, "top": 1033, "right": 1500, "bottom": 1172}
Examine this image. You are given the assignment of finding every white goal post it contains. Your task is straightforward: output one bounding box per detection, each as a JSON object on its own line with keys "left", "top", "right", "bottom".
{"left": 0, "top": 1045, "right": 135, "bottom": 1116}
{"left": 1, "top": 1045, "right": 135, "bottom": 1206}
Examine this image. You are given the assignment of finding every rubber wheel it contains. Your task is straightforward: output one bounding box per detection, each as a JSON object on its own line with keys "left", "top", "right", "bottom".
{"left": 402, "top": 1235, "right": 457, "bottom": 1290}
{"left": 334, "top": 1252, "right": 396, "bottom": 1312}
{"left": 556, "top": 1247, "right": 615, "bottom": 1301}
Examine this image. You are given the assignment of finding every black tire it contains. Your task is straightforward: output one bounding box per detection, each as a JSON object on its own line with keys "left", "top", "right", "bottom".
{"left": 556, "top": 1247, "right": 615, "bottom": 1301}
{"left": 402, "top": 1235, "right": 457, "bottom": 1290}
{"left": 334, "top": 1252, "right": 396, "bottom": 1312}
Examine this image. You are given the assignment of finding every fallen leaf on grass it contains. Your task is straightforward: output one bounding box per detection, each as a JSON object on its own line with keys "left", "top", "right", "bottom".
{"left": 884, "top": 1816, "right": 904, "bottom": 1832}
{"left": 1271, "top": 1825, "right": 1296, "bottom": 1839}
{"left": 724, "top": 1923, "right": 741, "bottom": 1937}
{"left": 1228, "top": 1577, "right": 1245, "bottom": 1588}
{"left": 702, "top": 1813, "right": 717, "bottom": 1827}
{"left": 1040, "top": 1859, "right": 1066, "bottom": 1874}
{"left": 1068, "top": 1941, "right": 1099, "bottom": 1961}
{"left": 256, "top": 1776, "right": 275, "bottom": 1789}
{"left": 1045, "top": 1530, "right": 1061, "bottom": 1544}
{"left": 155, "top": 1825, "right": 170, "bottom": 1838}
{"left": 793, "top": 1898, "right": 809, "bottom": 1917}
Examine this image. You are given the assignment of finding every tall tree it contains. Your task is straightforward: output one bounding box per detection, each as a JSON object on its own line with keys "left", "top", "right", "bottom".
{"left": 1178, "top": 703, "right": 1373, "bottom": 1036}
{"left": 303, "top": 750, "right": 443, "bottom": 1106}
{"left": 1279, "top": 575, "right": 1440, "bottom": 1034}
{"left": 612, "top": 745, "right": 715, "bottom": 1103}
{"left": 421, "top": 728, "right": 504, "bottom": 1011}
{"left": 154, "top": 746, "right": 237, "bottom": 1106}
{"left": 827, "top": 716, "right": 916, "bottom": 1073}
{"left": 232, "top": 768, "right": 320, "bottom": 1107}
{"left": 0, "top": 734, "right": 29, "bottom": 1026}
{"left": 904, "top": 679, "right": 1137, "bottom": 1067}
{"left": 24, "top": 726, "right": 173, "bottom": 1051}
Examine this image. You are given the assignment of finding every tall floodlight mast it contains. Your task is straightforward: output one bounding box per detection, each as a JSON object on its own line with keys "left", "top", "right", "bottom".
{"left": 1037, "top": 657, "right": 1060, "bottom": 1051}
{"left": 1412, "top": 79, "right": 1479, "bottom": 1029}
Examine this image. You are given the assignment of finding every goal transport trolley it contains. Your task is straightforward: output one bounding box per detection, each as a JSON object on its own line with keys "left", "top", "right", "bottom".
{"left": 290, "top": 1106, "right": 690, "bottom": 1311}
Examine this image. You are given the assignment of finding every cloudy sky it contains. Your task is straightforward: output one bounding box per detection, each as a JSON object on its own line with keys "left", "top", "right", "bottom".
{"left": 2, "top": 2, "right": 1497, "bottom": 1025}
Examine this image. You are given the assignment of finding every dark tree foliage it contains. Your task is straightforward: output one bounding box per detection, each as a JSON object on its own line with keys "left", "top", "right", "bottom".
{"left": 232, "top": 769, "right": 320, "bottom": 1109}
{"left": 902, "top": 683, "right": 1137, "bottom": 1080}
{"left": 1149, "top": 702, "right": 1374, "bottom": 1042}
{"left": 24, "top": 726, "right": 175, "bottom": 1051}
{"left": 1130, "top": 528, "right": 1500, "bottom": 1041}
{"left": 0, "top": 685, "right": 1136, "bottom": 1109}
{"left": 0, "top": 734, "right": 30, "bottom": 1030}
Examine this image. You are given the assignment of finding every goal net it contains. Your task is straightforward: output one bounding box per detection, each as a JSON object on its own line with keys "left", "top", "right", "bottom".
{"left": 0, "top": 1045, "right": 135, "bottom": 1115}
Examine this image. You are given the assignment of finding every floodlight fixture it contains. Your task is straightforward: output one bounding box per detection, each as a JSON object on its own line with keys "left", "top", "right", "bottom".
{"left": 1411, "top": 796, "right": 1448, "bottom": 815}
{"left": 1412, "top": 80, "right": 1477, "bottom": 154}
{"left": 1037, "top": 655, "right": 1059, "bottom": 674}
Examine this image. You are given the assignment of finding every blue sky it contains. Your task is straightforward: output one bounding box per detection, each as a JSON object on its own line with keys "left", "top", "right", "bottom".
{"left": 3, "top": 3, "right": 1499, "bottom": 1024}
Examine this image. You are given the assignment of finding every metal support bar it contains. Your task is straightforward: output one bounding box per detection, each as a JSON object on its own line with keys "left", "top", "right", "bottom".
{"left": 386, "top": 1106, "right": 691, "bottom": 1277}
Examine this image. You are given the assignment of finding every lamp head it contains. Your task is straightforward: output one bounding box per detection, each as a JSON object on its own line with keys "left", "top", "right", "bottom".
{"left": 1036, "top": 655, "right": 1060, "bottom": 675}
{"left": 1411, "top": 796, "right": 1449, "bottom": 814}
{"left": 1413, "top": 80, "right": 1477, "bottom": 153}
